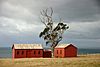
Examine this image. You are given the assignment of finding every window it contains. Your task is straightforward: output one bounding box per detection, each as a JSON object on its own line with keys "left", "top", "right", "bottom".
{"left": 38, "top": 51, "right": 40, "bottom": 54}
{"left": 17, "top": 51, "right": 19, "bottom": 55}
{"left": 34, "top": 51, "right": 36, "bottom": 54}
{"left": 60, "top": 50, "right": 62, "bottom": 54}
{"left": 22, "top": 51, "right": 24, "bottom": 55}
{"left": 57, "top": 50, "right": 58, "bottom": 54}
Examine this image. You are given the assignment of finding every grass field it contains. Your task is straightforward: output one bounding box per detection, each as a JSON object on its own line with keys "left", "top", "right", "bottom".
{"left": 0, "top": 54, "right": 100, "bottom": 67}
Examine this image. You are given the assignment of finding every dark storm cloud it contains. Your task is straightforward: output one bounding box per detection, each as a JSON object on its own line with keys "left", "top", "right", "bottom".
{"left": 95, "top": 0, "right": 100, "bottom": 7}
{"left": 0, "top": 0, "right": 100, "bottom": 23}
{"left": 54, "top": 0, "right": 100, "bottom": 22}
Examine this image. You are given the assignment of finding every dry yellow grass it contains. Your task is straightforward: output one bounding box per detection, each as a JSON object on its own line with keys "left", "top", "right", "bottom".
{"left": 0, "top": 54, "right": 100, "bottom": 67}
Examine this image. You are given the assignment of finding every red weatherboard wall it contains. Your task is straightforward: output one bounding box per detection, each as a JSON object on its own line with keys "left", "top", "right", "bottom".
{"left": 65, "top": 45, "right": 77, "bottom": 57}
{"left": 54, "top": 48, "right": 65, "bottom": 58}
{"left": 54, "top": 44, "right": 77, "bottom": 58}
{"left": 26, "top": 49, "right": 43, "bottom": 58}
{"left": 15, "top": 49, "right": 27, "bottom": 58}
{"left": 43, "top": 51, "right": 52, "bottom": 58}
{"left": 12, "top": 48, "right": 43, "bottom": 58}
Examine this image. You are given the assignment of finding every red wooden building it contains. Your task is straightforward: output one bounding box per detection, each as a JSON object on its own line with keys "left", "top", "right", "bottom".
{"left": 12, "top": 44, "right": 52, "bottom": 58}
{"left": 12, "top": 44, "right": 44, "bottom": 58}
{"left": 54, "top": 44, "right": 77, "bottom": 58}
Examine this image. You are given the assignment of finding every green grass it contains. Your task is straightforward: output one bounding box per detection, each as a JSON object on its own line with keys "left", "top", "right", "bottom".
{"left": 0, "top": 54, "right": 100, "bottom": 67}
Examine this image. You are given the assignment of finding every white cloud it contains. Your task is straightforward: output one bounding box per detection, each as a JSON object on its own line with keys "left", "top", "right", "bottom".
{"left": 68, "top": 21, "right": 100, "bottom": 32}
{"left": 1, "top": 2, "right": 31, "bottom": 16}
{"left": 64, "top": 21, "right": 100, "bottom": 39}
{"left": 1, "top": 1, "right": 38, "bottom": 24}
{"left": 0, "top": 16, "right": 44, "bottom": 34}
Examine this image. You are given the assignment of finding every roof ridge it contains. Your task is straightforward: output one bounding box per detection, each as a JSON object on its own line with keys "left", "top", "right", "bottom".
{"left": 13, "top": 44, "right": 43, "bottom": 49}
{"left": 55, "top": 44, "right": 73, "bottom": 48}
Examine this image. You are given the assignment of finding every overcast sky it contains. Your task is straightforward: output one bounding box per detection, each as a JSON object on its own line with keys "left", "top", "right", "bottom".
{"left": 0, "top": 0, "right": 100, "bottom": 48}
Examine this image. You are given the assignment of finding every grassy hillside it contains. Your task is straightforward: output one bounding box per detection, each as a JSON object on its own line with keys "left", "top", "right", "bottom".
{"left": 0, "top": 54, "right": 100, "bottom": 67}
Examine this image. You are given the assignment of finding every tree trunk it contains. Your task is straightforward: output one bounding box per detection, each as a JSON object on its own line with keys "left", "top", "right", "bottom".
{"left": 51, "top": 42, "right": 58, "bottom": 57}
{"left": 51, "top": 47, "right": 55, "bottom": 58}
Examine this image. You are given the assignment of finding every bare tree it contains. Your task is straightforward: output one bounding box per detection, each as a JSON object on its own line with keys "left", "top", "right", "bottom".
{"left": 39, "top": 8, "right": 69, "bottom": 57}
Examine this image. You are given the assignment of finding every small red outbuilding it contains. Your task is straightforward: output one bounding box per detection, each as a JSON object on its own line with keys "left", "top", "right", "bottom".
{"left": 43, "top": 49, "right": 52, "bottom": 58}
{"left": 54, "top": 44, "right": 77, "bottom": 58}
{"left": 12, "top": 44, "right": 43, "bottom": 58}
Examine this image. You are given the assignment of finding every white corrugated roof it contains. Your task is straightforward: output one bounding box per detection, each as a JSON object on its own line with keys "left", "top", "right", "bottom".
{"left": 55, "top": 44, "right": 71, "bottom": 48}
{"left": 13, "top": 44, "right": 43, "bottom": 49}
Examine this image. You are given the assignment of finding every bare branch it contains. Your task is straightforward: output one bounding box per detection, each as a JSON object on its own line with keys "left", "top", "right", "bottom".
{"left": 40, "top": 17, "right": 48, "bottom": 27}
{"left": 45, "top": 8, "right": 48, "bottom": 16}
{"left": 50, "top": 7, "right": 53, "bottom": 16}
{"left": 40, "top": 10, "right": 44, "bottom": 16}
